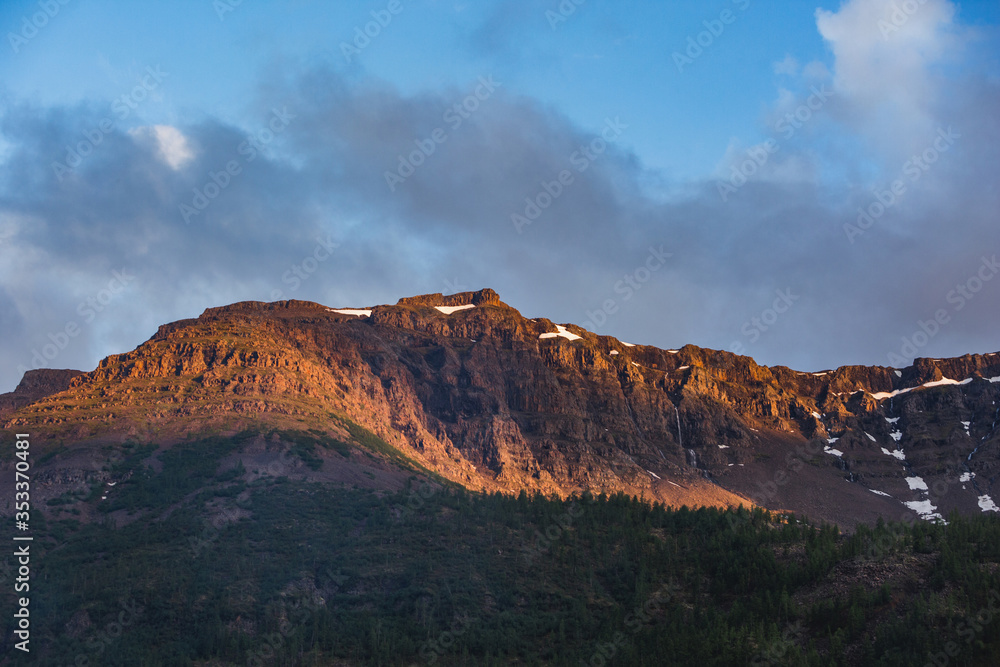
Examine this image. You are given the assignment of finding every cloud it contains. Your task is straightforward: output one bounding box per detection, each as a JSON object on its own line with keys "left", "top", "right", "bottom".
{"left": 129, "top": 125, "right": 194, "bottom": 170}
{"left": 815, "top": 0, "right": 961, "bottom": 161}
{"left": 773, "top": 55, "right": 799, "bottom": 76}
{"left": 470, "top": 0, "right": 549, "bottom": 55}
{"left": 0, "top": 0, "right": 997, "bottom": 393}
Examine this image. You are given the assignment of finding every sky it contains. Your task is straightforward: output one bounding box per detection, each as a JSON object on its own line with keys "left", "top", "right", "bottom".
{"left": 0, "top": 0, "right": 998, "bottom": 392}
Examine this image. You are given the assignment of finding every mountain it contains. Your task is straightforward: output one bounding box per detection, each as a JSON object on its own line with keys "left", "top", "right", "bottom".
{"left": 3, "top": 289, "right": 1000, "bottom": 665}
{"left": 3, "top": 288, "right": 999, "bottom": 529}
{"left": 0, "top": 368, "right": 84, "bottom": 421}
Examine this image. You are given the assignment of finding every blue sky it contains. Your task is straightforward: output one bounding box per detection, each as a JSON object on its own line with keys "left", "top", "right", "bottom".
{"left": 1, "top": 0, "right": 999, "bottom": 391}
{"left": 0, "top": 0, "right": 859, "bottom": 175}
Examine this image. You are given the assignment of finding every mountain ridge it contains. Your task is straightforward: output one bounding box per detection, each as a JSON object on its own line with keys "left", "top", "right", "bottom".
{"left": 3, "top": 288, "right": 998, "bottom": 529}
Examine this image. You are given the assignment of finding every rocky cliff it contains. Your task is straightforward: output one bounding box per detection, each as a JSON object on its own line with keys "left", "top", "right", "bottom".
{"left": 3, "top": 289, "right": 998, "bottom": 528}
{"left": 0, "top": 368, "right": 84, "bottom": 420}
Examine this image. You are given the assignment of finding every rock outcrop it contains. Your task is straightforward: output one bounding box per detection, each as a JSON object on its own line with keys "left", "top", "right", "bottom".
{"left": 0, "top": 368, "right": 85, "bottom": 420}
{"left": 4, "top": 290, "right": 999, "bottom": 528}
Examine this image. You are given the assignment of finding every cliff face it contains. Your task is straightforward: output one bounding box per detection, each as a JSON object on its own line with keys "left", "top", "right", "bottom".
{"left": 4, "top": 289, "right": 999, "bottom": 528}
{"left": 0, "top": 368, "right": 85, "bottom": 420}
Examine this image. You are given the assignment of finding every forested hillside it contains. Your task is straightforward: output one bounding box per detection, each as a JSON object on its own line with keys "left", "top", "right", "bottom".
{"left": 3, "top": 431, "right": 1000, "bottom": 665}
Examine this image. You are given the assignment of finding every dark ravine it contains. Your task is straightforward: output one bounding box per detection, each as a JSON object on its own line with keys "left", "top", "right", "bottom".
{"left": 2, "top": 288, "right": 998, "bottom": 529}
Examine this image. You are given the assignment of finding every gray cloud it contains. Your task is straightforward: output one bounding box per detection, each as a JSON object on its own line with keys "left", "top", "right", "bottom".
{"left": 0, "top": 2, "right": 998, "bottom": 392}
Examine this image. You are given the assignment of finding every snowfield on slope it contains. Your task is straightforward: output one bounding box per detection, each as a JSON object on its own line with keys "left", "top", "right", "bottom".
{"left": 540, "top": 325, "right": 582, "bottom": 341}
{"left": 871, "top": 377, "right": 974, "bottom": 400}
{"left": 329, "top": 308, "right": 372, "bottom": 317}
{"left": 435, "top": 304, "right": 476, "bottom": 315}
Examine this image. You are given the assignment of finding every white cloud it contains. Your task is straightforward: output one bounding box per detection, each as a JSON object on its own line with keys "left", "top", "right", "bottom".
{"left": 773, "top": 55, "right": 799, "bottom": 76}
{"left": 801, "top": 61, "right": 830, "bottom": 80}
{"left": 129, "top": 125, "right": 194, "bottom": 170}
{"left": 814, "top": 0, "right": 960, "bottom": 161}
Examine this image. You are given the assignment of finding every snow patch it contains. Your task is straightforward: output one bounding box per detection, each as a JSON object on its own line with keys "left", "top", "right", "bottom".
{"left": 885, "top": 417, "right": 900, "bottom": 424}
{"left": 925, "top": 377, "right": 974, "bottom": 388}
{"left": 905, "top": 499, "right": 944, "bottom": 521}
{"left": 610, "top": 350, "right": 619, "bottom": 356}
{"left": 435, "top": 304, "right": 475, "bottom": 315}
{"left": 811, "top": 411, "right": 822, "bottom": 419}
{"left": 646, "top": 470, "right": 661, "bottom": 480}
{"left": 880, "top": 447, "right": 906, "bottom": 461}
{"left": 989, "top": 376, "right": 1000, "bottom": 383}
{"left": 959, "top": 472, "right": 974, "bottom": 483}
{"left": 905, "top": 476, "right": 928, "bottom": 491}
{"left": 865, "top": 432, "right": 876, "bottom": 442}
{"left": 621, "top": 342, "right": 636, "bottom": 347}
{"left": 718, "top": 444, "right": 729, "bottom": 449}
{"left": 666, "top": 349, "right": 678, "bottom": 353}
{"left": 677, "top": 365, "right": 690, "bottom": 371}
{"left": 667, "top": 481, "right": 682, "bottom": 488}
{"left": 870, "top": 489, "right": 892, "bottom": 497}
{"left": 812, "top": 372, "right": 829, "bottom": 377}
{"left": 890, "top": 431, "right": 902, "bottom": 442}
{"left": 871, "top": 377, "right": 973, "bottom": 400}
{"left": 540, "top": 325, "right": 582, "bottom": 341}
{"left": 827, "top": 437, "right": 839, "bottom": 444}
{"left": 894, "top": 370, "right": 903, "bottom": 377}
{"left": 824, "top": 447, "right": 844, "bottom": 457}
{"left": 329, "top": 308, "right": 372, "bottom": 317}
{"left": 978, "top": 495, "right": 999, "bottom": 513}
